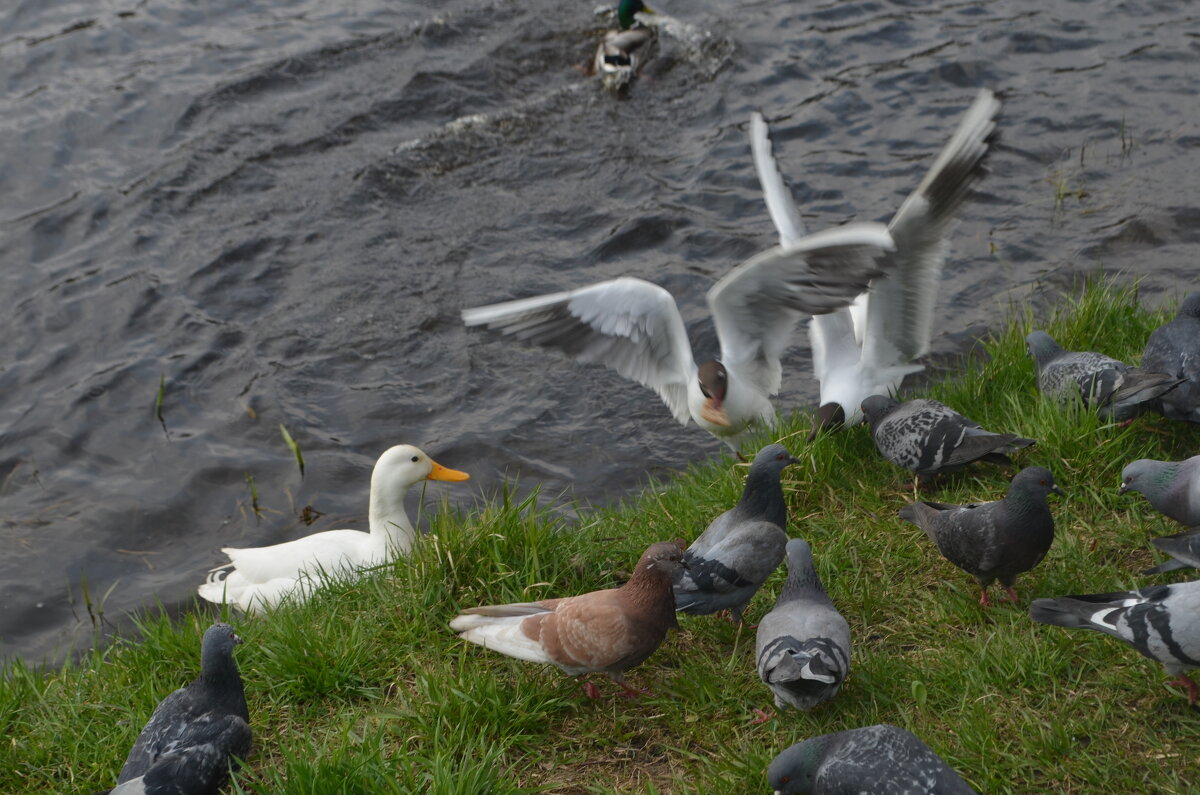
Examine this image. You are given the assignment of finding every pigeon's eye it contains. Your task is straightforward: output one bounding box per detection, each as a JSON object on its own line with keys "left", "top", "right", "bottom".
{"left": 781, "top": 776, "right": 790, "bottom": 784}
{"left": 411, "top": 455, "right": 420, "bottom": 463}
{"left": 776, "top": 453, "right": 785, "bottom": 461}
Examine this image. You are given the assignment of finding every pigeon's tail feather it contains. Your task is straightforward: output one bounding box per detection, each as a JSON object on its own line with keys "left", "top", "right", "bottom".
{"left": 453, "top": 614, "right": 556, "bottom": 666}
{"left": 672, "top": 588, "right": 716, "bottom": 616}
{"left": 759, "top": 636, "right": 847, "bottom": 710}
{"left": 946, "top": 433, "right": 1034, "bottom": 468}
{"left": 897, "top": 502, "right": 941, "bottom": 542}
{"left": 1143, "top": 558, "right": 1192, "bottom": 575}
{"left": 1030, "top": 597, "right": 1098, "bottom": 630}
{"left": 1110, "top": 372, "right": 1186, "bottom": 419}
{"left": 1030, "top": 594, "right": 1135, "bottom": 640}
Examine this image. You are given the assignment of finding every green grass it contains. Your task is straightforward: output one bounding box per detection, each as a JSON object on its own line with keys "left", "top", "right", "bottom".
{"left": 4, "top": 279, "right": 1200, "bottom": 793}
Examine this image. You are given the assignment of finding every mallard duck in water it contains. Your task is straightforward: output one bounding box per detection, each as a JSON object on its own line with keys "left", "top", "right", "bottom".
{"left": 594, "top": 0, "right": 657, "bottom": 92}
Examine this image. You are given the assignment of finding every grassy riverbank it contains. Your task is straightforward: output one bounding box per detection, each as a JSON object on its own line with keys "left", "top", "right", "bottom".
{"left": 4, "top": 280, "right": 1199, "bottom": 793}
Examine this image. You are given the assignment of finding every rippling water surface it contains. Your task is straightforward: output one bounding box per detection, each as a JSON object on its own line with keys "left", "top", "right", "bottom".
{"left": 2, "top": 0, "right": 1197, "bottom": 662}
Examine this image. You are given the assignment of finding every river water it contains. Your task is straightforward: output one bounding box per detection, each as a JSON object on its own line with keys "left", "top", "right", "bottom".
{"left": 2, "top": 0, "right": 1197, "bottom": 663}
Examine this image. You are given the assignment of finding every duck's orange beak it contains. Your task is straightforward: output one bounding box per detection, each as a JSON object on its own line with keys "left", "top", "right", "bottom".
{"left": 428, "top": 460, "right": 470, "bottom": 482}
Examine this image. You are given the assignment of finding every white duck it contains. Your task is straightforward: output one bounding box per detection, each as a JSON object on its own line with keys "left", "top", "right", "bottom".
{"left": 198, "top": 445, "right": 469, "bottom": 612}
{"left": 462, "top": 223, "right": 896, "bottom": 455}
{"left": 749, "top": 89, "right": 1001, "bottom": 438}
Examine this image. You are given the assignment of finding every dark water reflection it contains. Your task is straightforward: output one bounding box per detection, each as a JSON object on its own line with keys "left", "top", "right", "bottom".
{"left": 2, "top": 0, "right": 1197, "bottom": 662}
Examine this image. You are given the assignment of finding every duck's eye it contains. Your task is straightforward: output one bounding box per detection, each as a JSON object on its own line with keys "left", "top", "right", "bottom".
{"left": 411, "top": 455, "right": 420, "bottom": 463}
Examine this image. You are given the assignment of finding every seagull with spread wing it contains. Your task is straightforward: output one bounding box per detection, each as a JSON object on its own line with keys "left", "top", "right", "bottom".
{"left": 750, "top": 89, "right": 1001, "bottom": 439}
{"left": 462, "top": 225, "right": 895, "bottom": 454}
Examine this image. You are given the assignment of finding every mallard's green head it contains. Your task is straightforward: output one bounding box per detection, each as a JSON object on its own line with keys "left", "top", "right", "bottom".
{"left": 617, "top": 0, "right": 654, "bottom": 30}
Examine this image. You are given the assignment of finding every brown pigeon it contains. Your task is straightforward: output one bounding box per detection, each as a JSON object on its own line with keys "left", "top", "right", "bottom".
{"left": 449, "top": 541, "right": 685, "bottom": 698}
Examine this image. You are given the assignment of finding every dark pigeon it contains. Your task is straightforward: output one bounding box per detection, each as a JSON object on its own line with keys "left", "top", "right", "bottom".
{"left": 673, "top": 444, "right": 797, "bottom": 622}
{"left": 755, "top": 539, "right": 850, "bottom": 713}
{"left": 450, "top": 541, "right": 685, "bottom": 699}
{"left": 860, "top": 395, "right": 1035, "bottom": 480}
{"left": 109, "top": 624, "right": 250, "bottom": 795}
{"left": 1140, "top": 292, "right": 1200, "bottom": 423}
{"left": 1026, "top": 330, "right": 1182, "bottom": 421}
{"left": 1030, "top": 580, "right": 1200, "bottom": 705}
{"left": 1144, "top": 528, "right": 1200, "bottom": 575}
{"left": 768, "top": 724, "right": 977, "bottom": 794}
{"left": 105, "top": 715, "right": 252, "bottom": 795}
{"left": 898, "top": 466, "right": 1061, "bottom": 606}
{"left": 1120, "top": 455, "right": 1200, "bottom": 528}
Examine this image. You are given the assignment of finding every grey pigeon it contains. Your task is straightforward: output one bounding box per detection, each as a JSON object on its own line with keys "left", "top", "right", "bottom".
{"left": 1144, "top": 528, "right": 1200, "bottom": 575}
{"left": 860, "top": 395, "right": 1035, "bottom": 480}
{"left": 1026, "top": 330, "right": 1182, "bottom": 422}
{"left": 1030, "top": 580, "right": 1200, "bottom": 705}
{"left": 768, "top": 724, "right": 977, "bottom": 795}
{"left": 755, "top": 539, "right": 850, "bottom": 714}
{"left": 1120, "top": 455, "right": 1200, "bottom": 527}
{"left": 898, "top": 466, "right": 1061, "bottom": 606}
{"left": 673, "top": 444, "right": 797, "bottom": 622}
{"left": 450, "top": 541, "right": 685, "bottom": 699}
{"left": 111, "top": 624, "right": 250, "bottom": 794}
{"left": 1141, "top": 292, "right": 1200, "bottom": 423}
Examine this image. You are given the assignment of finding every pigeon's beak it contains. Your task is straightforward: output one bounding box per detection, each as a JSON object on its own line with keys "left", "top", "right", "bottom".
{"left": 1118, "top": 482, "right": 1129, "bottom": 494}
{"left": 1051, "top": 485, "right": 1065, "bottom": 497}
{"left": 232, "top": 632, "right": 244, "bottom": 645}
{"left": 428, "top": 460, "right": 471, "bottom": 482}
{"left": 699, "top": 398, "right": 731, "bottom": 427}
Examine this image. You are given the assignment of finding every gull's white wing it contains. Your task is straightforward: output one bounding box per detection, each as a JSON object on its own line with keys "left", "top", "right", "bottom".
{"left": 862, "top": 89, "right": 1001, "bottom": 371}
{"left": 707, "top": 223, "right": 895, "bottom": 395}
{"left": 462, "top": 277, "right": 697, "bottom": 425}
{"left": 750, "top": 112, "right": 807, "bottom": 246}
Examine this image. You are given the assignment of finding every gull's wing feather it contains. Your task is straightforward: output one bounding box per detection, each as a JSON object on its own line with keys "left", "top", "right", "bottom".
{"left": 750, "top": 112, "right": 807, "bottom": 246}
{"left": 862, "top": 89, "right": 1000, "bottom": 370}
{"left": 463, "top": 277, "right": 697, "bottom": 424}
{"left": 707, "top": 223, "right": 894, "bottom": 394}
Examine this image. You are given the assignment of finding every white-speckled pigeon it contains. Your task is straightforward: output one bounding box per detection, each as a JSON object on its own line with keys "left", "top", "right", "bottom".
{"left": 1031, "top": 580, "right": 1200, "bottom": 704}
{"left": 861, "top": 395, "right": 1034, "bottom": 480}
{"left": 768, "top": 724, "right": 977, "bottom": 794}
{"left": 1143, "top": 529, "right": 1200, "bottom": 575}
{"left": 755, "top": 539, "right": 850, "bottom": 715}
{"left": 450, "top": 541, "right": 684, "bottom": 699}
{"left": 898, "top": 466, "right": 1061, "bottom": 606}
{"left": 1025, "top": 330, "right": 1182, "bottom": 421}
{"left": 1141, "top": 292, "right": 1200, "bottom": 423}
{"left": 1120, "top": 455, "right": 1200, "bottom": 528}
{"left": 109, "top": 624, "right": 250, "bottom": 795}
{"left": 673, "top": 444, "right": 797, "bottom": 622}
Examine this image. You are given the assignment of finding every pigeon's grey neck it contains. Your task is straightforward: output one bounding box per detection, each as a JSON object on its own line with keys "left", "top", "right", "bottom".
{"left": 1027, "top": 332, "right": 1064, "bottom": 371}
{"left": 737, "top": 466, "right": 788, "bottom": 529}
{"left": 1146, "top": 461, "right": 1182, "bottom": 494}
{"left": 200, "top": 643, "right": 241, "bottom": 687}
{"left": 780, "top": 546, "right": 829, "bottom": 601}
